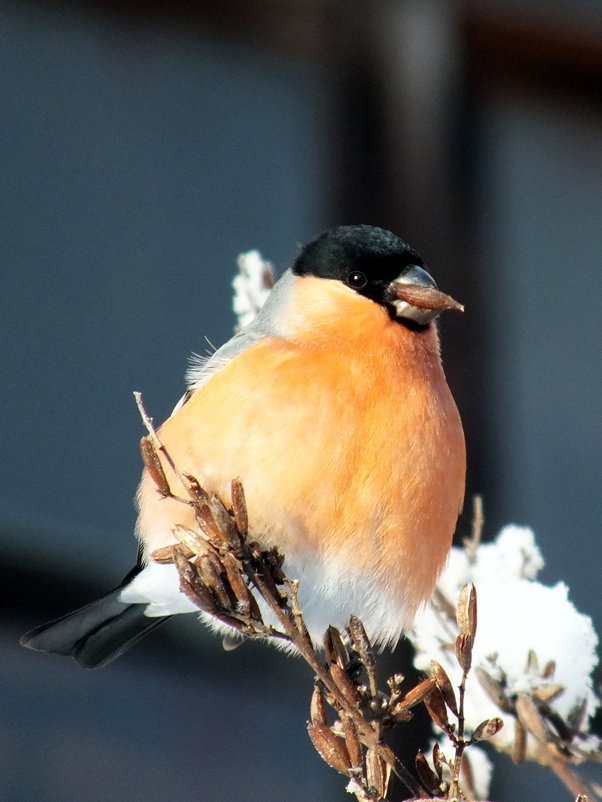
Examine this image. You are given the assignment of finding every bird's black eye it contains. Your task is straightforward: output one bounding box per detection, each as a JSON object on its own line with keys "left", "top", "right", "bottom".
{"left": 346, "top": 270, "right": 367, "bottom": 289}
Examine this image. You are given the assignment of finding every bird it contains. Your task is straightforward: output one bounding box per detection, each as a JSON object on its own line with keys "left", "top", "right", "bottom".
{"left": 21, "top": 224, "right": 466, "bottom": 668}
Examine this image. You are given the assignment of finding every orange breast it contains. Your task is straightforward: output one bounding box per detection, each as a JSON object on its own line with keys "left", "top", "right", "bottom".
{"left": 136, "top": 278, "right": 465, "bottom": 631}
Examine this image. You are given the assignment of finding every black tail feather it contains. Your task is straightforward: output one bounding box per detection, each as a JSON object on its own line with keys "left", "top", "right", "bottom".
{"left": 20, "top": 585, "right": 170, "bottom": 669}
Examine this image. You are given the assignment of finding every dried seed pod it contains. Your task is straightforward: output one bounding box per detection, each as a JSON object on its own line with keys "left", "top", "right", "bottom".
{"left": 324, "top": 626, "right": 349, "bottom": 669}
{"left": 207, "top": 493, "right": 242, "bottom": 552}
{"left": 194, "top": 504, "right": 222, "bottom": 543}
{"left": 182, "top": 473, "right": 211, "bottom": 504}
{"left": 430, "top": 660, "right": 458, "bottom": 716}
{"left": 150, "top": 545, "right": 178, "bottom": 564}
{"left": 341, "top": 715, "right": 362, "bottom": 769}
{"left": 347, "top": 616, "right": 374, "bottom": 667}
{"left": 515, "top": 693, "right": 549, "bottom": 744}
{"left": 512, "top": 717, "right": 527, "bottom": 764}
{"left": 348, "top": 615, "right": 378, "bottom": 698}
{"left": 197, "top": 551, "right": 234, "bottom": 610}
{"left": 221, "top": 552, "right": 261, "bottom": 621}
{"left": 253, "top": 552, "right": 288, "bottom": 608}
{"left": 455, "top": 632, "right": 474, "bottom": 674}
{"left": 366, "top": 747, "right": 389, "bottom": 799}
{"left": 532, "top": 684, "right": 565, "bottom": 703}
{"left": 173, "top": 547, "right": 218, "bottom": 614}
{"left": 431, "top": 742, "right": 444, "bottom": 781}
{"left": 330, "top": 663, "right": 358, "bottom": 706}
{"left": 456, "top": 583, "right": 477, "bottom": 639}
{"left": 244, "top": 589, "right": 264, "bottom": 625}
{"left": 398, "top": 678, "right": 437, "bottom": 710}
{"left": 307, "top": 722, "right": 351, "bottom": 775}
{"left": 310, "top": 684, "right": 327, "bottom": 726}
{"left": 323, "top": 629, "right": 337, "bottom": 667}
{"left": 415, "top": 752, "right": 440, "bottom": 794}
{"left": 474, "top": 666, "right": 513, "bottom": 713}
{"left": 471, "top": 716, "right": 504, "bottom": 743}
{"left": 182, "top": 480, "right": 230, "bottom": 547}
{"left": 423, "top": 686, "right": 450, "bottom": 732}
{"left": 174, "top": 523, "right": 211, "bottom": 555}
{"left": 230, "top": 478, "right": 248, "bottom": 535}
{"left": 140, "top": 436, "right": 171, "bottom": 496}
{"left": 538, "top": 702, "right": 573, "bottom": 743}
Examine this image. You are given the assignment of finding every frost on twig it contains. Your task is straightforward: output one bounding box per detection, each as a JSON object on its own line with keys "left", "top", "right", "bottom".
{"left": 231, "top": 250, "right": 275, "bottom": 331}
{"left": 411, "top": 497, "right": 602, "bottom": 801}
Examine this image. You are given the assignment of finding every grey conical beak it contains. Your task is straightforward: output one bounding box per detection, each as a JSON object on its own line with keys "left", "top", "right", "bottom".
{"left": 389, "top": 265, "right": 464, "bottom": 324}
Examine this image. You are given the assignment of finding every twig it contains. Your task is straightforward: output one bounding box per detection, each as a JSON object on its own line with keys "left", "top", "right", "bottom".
{"left": 133, "top": 391, "right": 162, "bottom": 447}
{"left": 134, "top": 390, "right": 189, "bottom": 486}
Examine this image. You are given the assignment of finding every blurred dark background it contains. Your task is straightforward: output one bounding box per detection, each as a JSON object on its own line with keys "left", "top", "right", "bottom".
{"left": 3, "top": 1, "right": 601, "bottom": 800}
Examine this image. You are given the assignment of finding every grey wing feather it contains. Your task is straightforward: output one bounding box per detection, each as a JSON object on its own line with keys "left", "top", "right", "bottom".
{"left": 172, "top": 269, "right": 294, "bottom": 414}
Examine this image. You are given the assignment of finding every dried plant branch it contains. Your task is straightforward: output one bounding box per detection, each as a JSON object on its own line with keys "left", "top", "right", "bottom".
{"left": 449, "top": 584, "right": 477, "bottom": 796}
{"left": 133, "top": 391, "right": 162, "bottom": 448}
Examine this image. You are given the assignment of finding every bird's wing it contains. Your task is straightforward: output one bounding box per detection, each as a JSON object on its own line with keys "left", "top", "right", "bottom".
{"left": 170, "top": 269, "right": 294, "bottom": 415}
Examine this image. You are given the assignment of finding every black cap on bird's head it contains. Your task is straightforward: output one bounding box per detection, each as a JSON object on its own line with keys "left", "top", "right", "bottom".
{"left": 293, "top": 225, "right": 463, "bottom": 326}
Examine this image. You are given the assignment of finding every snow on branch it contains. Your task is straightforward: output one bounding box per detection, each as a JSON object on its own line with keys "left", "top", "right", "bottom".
{"left": 412, "top": 512, "right": 601, "bottom": 799}
{"left": 231, "top": 250, "right": 275, "bottom": 331}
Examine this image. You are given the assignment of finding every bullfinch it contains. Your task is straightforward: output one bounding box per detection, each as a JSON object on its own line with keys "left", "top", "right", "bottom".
{"left": 21, "top": 224, "right": 466, "bottom": 668}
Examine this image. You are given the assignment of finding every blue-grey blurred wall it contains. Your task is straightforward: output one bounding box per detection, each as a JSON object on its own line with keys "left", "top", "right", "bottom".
{"left": 1, "top": 3, "right": 341, "bottom": 801}
{"left": 482, "top": 94, "right": 602, "bottom": 609}
{"left": 1, "top": 2, "right": 328, "bottom": 574}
